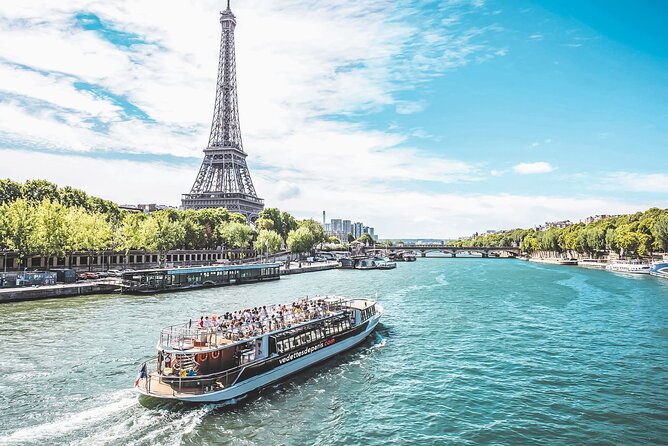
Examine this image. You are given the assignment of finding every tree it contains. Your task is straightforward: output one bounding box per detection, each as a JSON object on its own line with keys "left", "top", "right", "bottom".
{"left": 255, "top": 217, "right": 275, "bottom": 232}
{"left": 357, "top": 233, "right": 374, "bottom": 245}
{"left": 143, "top": 213, "right": 186, "bottom": 265}
{"left": 58, "top": 186, "right": 88, "bottom": 209}
{"left": 117, "top": 213, "right": 148, "bottom": 252}
{"left": 254, "top": 229, "right": 282, "bottom": 254}
{"left": 347, "top": 232, "right": 355, "bottom": 243}
{"left": 287, "top": 227, "right": 317, "bottom": 254}
{"left": 31, "top": 199, "right": 70, "bottom": 269}
{"left": 181, "top": 210, "right": 206, "bottom": 250}
{"left": 652, "top": 215, "right": 668, "bottom": 253}
{"left": 281, "top": 211, "right": 298, "bottom": 240}
{"left": 68, "top": 208, "right": 113, "bottom": 270}
{"left": 328, "top": 236, "right": 341, "bottom": 244}
{"left": 0, "top": 199, "right": 35, "bottom": 267}
{"left": 23, "top": 179, "right": 59, "bottom": 203}
{"left": 217, "top": 222, "right": 254, "bottom": 249}
{"left": 0, "top": 179, "right": 23, "bottom": 205}
{"left": 297, "top": 219, "right": 327, "bottom": 246}
{"left": 521, "top": 233, "right": 539, "bottom": 253}
{"left": 195, "top": 208, "right": 230, "bottom": 249}
{"left": 257, "top": 208, "right": 297, "bottom": 241}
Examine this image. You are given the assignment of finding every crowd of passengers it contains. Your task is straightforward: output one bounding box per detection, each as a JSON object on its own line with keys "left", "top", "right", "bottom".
{"left": 192, "top": 299, "right": 334, "bottom": 340}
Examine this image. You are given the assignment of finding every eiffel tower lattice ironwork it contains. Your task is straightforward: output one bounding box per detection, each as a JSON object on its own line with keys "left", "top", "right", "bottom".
{"left": 181, "top": 1, "right": 264, "bottom": 220}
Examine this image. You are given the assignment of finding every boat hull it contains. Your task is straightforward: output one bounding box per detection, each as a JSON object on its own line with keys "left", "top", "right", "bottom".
{"left": 137, "top": 312, "right": 382, "bottom": 403}
{"left": 650, "top": 262, "right": 668, "bottom": 279}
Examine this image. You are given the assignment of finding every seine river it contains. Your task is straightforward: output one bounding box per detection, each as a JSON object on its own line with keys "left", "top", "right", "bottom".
{"left": 1, "top": 259, "right": 668, "bottom": 445}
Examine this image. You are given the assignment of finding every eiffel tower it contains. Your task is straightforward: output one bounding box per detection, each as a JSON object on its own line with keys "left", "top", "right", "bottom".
{"left": 181, "top": 1, "right": 264, "bottom": 220}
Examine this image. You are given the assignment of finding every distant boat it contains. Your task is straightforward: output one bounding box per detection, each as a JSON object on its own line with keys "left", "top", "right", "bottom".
{"left": 529, "top": 257, "right": 578, "bottom": 266}
{"left": 650, "top": 261, "right": 668, "bottom": 279}
{"left": 578, "top": 259, "right": 608, "bottom": 269}
{"left": 605, "top": 262, "right": 650, "bottom": 275}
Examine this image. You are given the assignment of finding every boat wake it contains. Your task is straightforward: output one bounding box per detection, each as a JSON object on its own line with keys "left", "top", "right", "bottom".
{"left": 0, "top": 388, "right": 234, "bottom": 446}
{"left": 1, "top": 389, "right": 136, "bottom": 444}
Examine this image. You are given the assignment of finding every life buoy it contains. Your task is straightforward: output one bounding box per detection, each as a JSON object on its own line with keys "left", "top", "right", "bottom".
{"left": 197, "top": 352, "right": 208, "bottom": 363}
{"left": 211, "top": 350, "right": 220, "bottom": 359}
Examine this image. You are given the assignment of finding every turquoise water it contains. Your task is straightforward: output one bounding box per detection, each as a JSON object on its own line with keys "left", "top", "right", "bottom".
{"left": 1, "top": 259, "right": 668, "bottom": 445}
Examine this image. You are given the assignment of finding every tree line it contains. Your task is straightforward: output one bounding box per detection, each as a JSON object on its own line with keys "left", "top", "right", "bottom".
{"left": 452, "top": 208, "right": 668, "bottom": 258}
{"left": 0, "top": 179, "right": 329, "bottom": 267}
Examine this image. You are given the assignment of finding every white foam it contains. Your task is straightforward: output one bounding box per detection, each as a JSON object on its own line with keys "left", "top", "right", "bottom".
{"left": 1, "top": 390, "right": 136, "bottom": 444}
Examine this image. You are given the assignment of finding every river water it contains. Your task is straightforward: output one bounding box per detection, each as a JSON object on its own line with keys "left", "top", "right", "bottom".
{"left": 1, "top": 259, "right": 667, "bottom": 445}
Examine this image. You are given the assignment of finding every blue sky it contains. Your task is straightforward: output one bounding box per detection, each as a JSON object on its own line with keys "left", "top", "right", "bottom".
{"left": 0, "top": 0, "right": 666, "bottom": 237}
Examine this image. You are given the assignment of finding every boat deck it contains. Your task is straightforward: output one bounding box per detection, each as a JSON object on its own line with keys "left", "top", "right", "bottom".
{"left": 139, "top": 373, "right": 217, "bottom": 398}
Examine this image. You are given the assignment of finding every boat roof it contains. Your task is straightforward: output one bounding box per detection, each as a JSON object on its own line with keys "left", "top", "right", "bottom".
{"left": 123, "top": 263, "right": 281, "bottom": 276}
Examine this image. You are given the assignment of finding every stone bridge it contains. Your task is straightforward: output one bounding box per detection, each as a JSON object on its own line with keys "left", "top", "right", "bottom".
{"left": 364, "top": 245, "right": 521, "bottom": 258}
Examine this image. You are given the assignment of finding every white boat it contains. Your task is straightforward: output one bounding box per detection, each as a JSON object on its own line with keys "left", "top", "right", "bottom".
{"left": 529, "top": 257, "right": 578, "bottom": 266}
{"left": 650, "top": 262, "right": 668, "bottom": 279}
{"left": 605, "top": 262, "right": 650, "bottom": 275}
{"left": 135, "top": 296, "right": 382, "bottom": 403}
{"left": 578, "top": 259, "right": 608, "bottom": 269}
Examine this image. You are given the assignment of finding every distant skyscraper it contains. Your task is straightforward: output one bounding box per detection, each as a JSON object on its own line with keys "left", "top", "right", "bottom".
{"left": 353, "top": 222, "right": 363, "bottom": 238}
{"left": 342, "top": 220, "right": 352, "bottom": 236}
{"left": 331, "top": 219, "right": 342, "bottom": 234}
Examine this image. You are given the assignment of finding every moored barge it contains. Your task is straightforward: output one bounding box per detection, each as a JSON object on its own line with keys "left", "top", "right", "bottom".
{"left": 134, "top": 296, "right": 382, "bottom": 402}
{"left": 121, "top": 263, "right": 280, "bottom": 294}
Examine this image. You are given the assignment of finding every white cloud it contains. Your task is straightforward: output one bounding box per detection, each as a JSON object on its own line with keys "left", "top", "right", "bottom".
{"left": 2, "top": 149, "right": 660, "bottom": 239}
{"left": 513, "top": 161, "right": 555, "bottom": 175}
{"left": 603, "top": 172, "right": 668, "bottom": 194}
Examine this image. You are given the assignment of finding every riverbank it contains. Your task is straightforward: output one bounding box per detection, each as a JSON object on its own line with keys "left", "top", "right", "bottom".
{"left": 0, "top": 280, "right": 119, "bottom": 303}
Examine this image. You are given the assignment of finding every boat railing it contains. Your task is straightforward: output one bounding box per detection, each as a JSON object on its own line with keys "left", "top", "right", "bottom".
{"left": 157, "top": 296, "right": 356, "bottom": 350}
{"left": 141, "top": 355, "right": 275, "bottom": 397}
{"left": 159, "top": 323, "right": 212, "bottom": 350}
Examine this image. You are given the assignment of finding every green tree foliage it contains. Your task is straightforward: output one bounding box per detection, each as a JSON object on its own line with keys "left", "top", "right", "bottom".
{"left": 254, "top": 229, "right": 283, "bottom": 254}
{"left": 454, "top": 208, "right": 668, "bottom": 258}
{"left": 31, "top": 199, "right": 70, "bottom": 268}
{"left": 653, "top": 215, "right": 668, "bottom": 252}
{"left": 68, "top": 208, "right": 113, "bottom": 253}
{"left": 181, "top": 210, "right": 206, "bottom": 250}
{"left": 357, "top": 233, "right": 374, "bottom": 245}
{"left": 0, "top": 179, "right": 23, "bottom": 205}
{"left": 143, "top": 213, "right": 186, "bottom": 263}
{"left": 287, "top": 226, "right": 317, "bottom": 254}
{"left": 328, "top": 236, "right": 341, "bottom": 244}
{"left": 347, "top": 232, "right": 355, "bottom": 243}
{"left": 297, "top": 219, "right": 326, "bottom": 245}
{"left": 217, "top": 222, "right": 254, "bottom": 249}
{"left": 0, "top": 199, "right": 35, "bottom": 266}
{"left": 257, "top": 208, "right": 298, "bottom": 242}
{"left": 0, "top": 179, "right": 309, "bottom": 262}
{"left": 23, "top": 180, "right": 59, "bottom": 203}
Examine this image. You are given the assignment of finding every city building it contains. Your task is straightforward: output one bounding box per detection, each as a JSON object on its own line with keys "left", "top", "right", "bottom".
{"left": 342, "top": 220, "right": 352, "bottom": 237}
{"left": 584, "top": 214, "right": 618, "bottom": 224}
{"left": 353, "top": 222, "right": 363, "bottom": 238}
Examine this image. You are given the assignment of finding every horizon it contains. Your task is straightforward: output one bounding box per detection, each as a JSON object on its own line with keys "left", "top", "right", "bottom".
{"left": 1, "top": 1, "right": 667, "bottom": 239}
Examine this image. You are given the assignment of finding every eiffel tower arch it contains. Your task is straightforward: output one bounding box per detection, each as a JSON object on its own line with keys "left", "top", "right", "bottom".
{"left": 181, "top": 1, "right": 264, "bottom": 221}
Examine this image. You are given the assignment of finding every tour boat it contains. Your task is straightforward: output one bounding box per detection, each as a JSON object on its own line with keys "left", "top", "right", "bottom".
{"left": 134, "top": 296, "right": 383, "bottom": 403}
{"left": 650, "top": 262, "right": 668, "bottom": 279}
{"left": 605, "top": 262, "right": 650, "bottom": 275}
